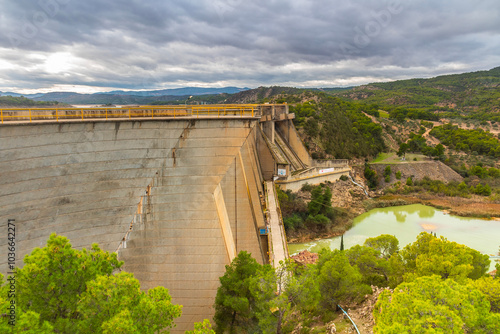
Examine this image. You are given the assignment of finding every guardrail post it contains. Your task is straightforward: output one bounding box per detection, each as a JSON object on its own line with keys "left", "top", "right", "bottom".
{"left": 1, "top": 109, "right": 3, "bottom": 124}
{"left": 29, "top": 109, "right": 32, "bottom": 122}
{"left": 152, "top": 108, "right": 154, "bottom": 119}
{"left": 174, "top": 108, "right": 175, "bottom": 118}
{"left": 81, "top": 109, "right": 84, "bottom": 120}
{"left": 56, "top": 108, "right": 58, "bottom": 121}
{"left": 129, "top": 108, "right": 131, "bottom": 119}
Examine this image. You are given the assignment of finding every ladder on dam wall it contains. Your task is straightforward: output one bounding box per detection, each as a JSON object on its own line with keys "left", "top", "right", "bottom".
{"left": 265, "top": 181, "right": 289, "bottom": 268}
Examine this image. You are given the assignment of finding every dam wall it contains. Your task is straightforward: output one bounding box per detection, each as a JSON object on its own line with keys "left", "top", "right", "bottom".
{"left": 0, "top": 118, "right": 267, "bottom": 331}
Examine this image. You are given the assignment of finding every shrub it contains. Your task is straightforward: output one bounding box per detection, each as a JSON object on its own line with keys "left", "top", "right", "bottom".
{"left": 406, "top": 177, "right": 413, "bottom": 186}
{"left": 364, "top": 163, "right": 378, "bottom": 189}
{"left": 300, "top": 183, "right": 314, "bottom": 192}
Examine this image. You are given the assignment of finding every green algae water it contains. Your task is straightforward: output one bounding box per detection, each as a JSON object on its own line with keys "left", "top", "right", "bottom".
{"left": 288, "top": 204, "right": 500, "bottom": 271}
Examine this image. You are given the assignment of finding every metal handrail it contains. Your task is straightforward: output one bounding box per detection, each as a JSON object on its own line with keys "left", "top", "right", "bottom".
{"left": 0, "top": 104, "right": 262, "bottom": 124}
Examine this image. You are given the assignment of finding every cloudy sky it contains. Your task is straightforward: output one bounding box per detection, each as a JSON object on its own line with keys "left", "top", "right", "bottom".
{"left": 1, "top": 0, "right": 500, "bottom": 94}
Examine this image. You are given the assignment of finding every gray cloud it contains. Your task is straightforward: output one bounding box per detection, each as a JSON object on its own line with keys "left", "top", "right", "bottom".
{"left": 0, "top": 0, "right": 500, "bottom": 93}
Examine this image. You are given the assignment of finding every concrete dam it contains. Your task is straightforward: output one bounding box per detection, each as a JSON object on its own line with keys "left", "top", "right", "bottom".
{"left": 0, "top": 105, "right": 350, "bottom": 331}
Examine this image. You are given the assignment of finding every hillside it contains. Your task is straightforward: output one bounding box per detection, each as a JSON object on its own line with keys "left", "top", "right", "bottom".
{"left": 225, "top": 86, "right": 307, "bottom": 103}
{"left": 333, "top": 66, "right": 500, "bottom": 122}
{"left": 0, "top": 95, "right": 67, "bottom": 108}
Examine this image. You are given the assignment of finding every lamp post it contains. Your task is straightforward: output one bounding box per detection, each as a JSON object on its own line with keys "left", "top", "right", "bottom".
{"left": 185, "top": 95, "right": 193, "bottom": 116}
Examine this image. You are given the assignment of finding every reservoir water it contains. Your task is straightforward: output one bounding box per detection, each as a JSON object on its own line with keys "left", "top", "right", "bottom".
{"left": 288, "top": 204, "right": 500, "bottom": 271}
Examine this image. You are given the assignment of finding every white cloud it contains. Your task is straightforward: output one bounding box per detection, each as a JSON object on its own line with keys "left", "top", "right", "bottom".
{"left": 0, "top": 0, "right": 499, "bottom": 93}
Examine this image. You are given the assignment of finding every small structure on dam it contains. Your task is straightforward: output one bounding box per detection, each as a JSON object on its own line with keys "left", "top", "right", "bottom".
{"left": 0, "top": 104, "right": 350, "bottom": 331}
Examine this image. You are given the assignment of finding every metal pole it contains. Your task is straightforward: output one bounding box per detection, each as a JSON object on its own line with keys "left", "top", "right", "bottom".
{"left": 29, "top": 109, "right": 32, "bottom": 122}
{"left": 1, "top": 109, "right": 3, "bottom": 124}
{"left": 56, "top": 108, "right": 58, "bottom": 121}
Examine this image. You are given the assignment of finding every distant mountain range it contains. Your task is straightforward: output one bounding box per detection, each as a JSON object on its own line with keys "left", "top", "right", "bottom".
{"left": 0, "top": 87, "right": 250, "bottom": 104}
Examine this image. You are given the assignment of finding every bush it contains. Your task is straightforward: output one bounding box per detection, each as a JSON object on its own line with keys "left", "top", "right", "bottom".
{"left": 340, "top": 175, "right": 349, "bottom": 181}
{"left": 300, "top": 183, "right": 314, "bottom": 192}
{"left": 383, "top": 166, "right": 391, "bottom": 184}
{"left": 284, "top": 214, "right": 304, "bottom": 231}
{"left": 395, "top": 171, "right": 402, "bottom": 179}
{"left": 364, "top": 163, "right": 378, "bottom": 189}
{"left": 406, "top": 177, "right": 413, "bottom": 186}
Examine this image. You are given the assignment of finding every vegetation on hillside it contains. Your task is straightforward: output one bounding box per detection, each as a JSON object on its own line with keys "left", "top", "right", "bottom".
{"left": 214, "top": 233, "right": 500, "bottom": 333}
{"left": 291, "top": 95, "right": 386, "bottom": 159}
{"left": 0, "top": 96, "right": 63, "bottom": 107}
{"left": 334, "top": 66, "right": 500, "bottom": 122}
{"left": 278, "top": 184, "right": 348, "bottom": 234}
{"left": 430, "top": 124, "right": 500, "bottom": 157}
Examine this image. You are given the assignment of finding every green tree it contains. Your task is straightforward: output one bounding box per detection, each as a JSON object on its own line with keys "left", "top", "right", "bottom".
{"left": 284, "top": 263, "right": 321, "bottom": 320}
{"left": 470, "top": 277, "right": 500, "bottom": 313}
{"left": 383, "top": 166, "right": 391, "bottom": 183}
{"left": 6, "top": 234, "right": 181, "bottom": 334}
{"left": 250, "top": 262, "right": 295, "bottom": 334}
{"left": 434, "top": 143, "right": 445, "bottom": 156}
{"left": 101, "top": 309, "right": 139, "bottom": 334}
{"left": 374, "top": 276, "right": 500, "bottom": 333}
{"left": 395, "top": 232, "right": 490, "bottom": 282}
{"left": 406, "top": 177, "right": 413, "bottom": 186}
{"left": 364, "top": 234, "right": 399, "bottom": 259}
{"left": 317, "top": 249, "right": 372, "bottom": 309}
{"left": 364, "top": 163, "right": 378, "bottom": 189}
{"left": 346, "top": 245, "right": 392, "bottom": 286}
{"left": 16, "top": 234, "right": 123, "bottom": 333}
{"left": 214, "top": 251, "right": 262, "bottom": 333}
{"left": 78, "top": 274, "right": 181, "bottom": 334}
{"left": 186, "top": 319, "right": 216, "bottom": 334}
{"left": 397, "top": 142, "right": 409, "bottom": 159}
{"left": 306, "top": 185, "right": 334, "bottom": 226}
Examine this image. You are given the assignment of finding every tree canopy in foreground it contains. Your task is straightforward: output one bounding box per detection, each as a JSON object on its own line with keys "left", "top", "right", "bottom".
{"left": 0, "top": 233, "right": 182, "bottom": 334}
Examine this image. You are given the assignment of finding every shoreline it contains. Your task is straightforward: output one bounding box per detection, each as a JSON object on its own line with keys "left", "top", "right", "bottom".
{"left": 286, "top": 192, "right": 500, "bottom": 244}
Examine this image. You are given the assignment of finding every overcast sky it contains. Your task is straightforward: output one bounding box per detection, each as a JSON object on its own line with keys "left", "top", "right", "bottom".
{"left": 1, "top": 0, "right": 500, "bottom": 94}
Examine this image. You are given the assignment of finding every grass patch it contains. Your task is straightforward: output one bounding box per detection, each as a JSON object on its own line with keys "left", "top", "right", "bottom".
{"left": 371, "top": 152, "right": 428, "bottom": 164}
{"left": 371, "top": 152, "right": 392, "bottom": 163}
{"left": 379, "top": 110, "right": 390, "bottom": 118}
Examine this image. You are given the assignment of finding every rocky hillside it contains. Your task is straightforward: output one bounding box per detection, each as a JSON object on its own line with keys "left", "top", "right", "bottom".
{"left": 369, "top": 161, "right": 463, "bottom": 186}
{"left": 225, "top": 86, "right": 305, "bottom": 103}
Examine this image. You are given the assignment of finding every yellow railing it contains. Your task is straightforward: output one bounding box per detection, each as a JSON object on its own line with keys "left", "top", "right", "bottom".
{"left": 0, "top": 104, "right": 261, "bottom": 124}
